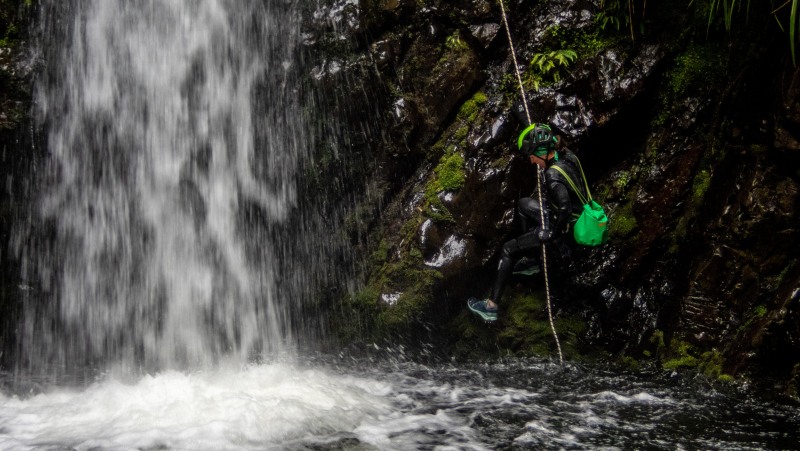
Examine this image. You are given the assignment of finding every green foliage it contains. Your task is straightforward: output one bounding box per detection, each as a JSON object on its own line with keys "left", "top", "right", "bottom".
{"left": 453, "top": 126, "right": 469, "bottom": 142}
{"left": 546, "top": 26, "right": 608, "bottom": 57}
{"left": 706, "top": 0, "right": 750, "bottom": 33}
{"left": 527, "top": 49, "right": 577, "bottom": 91}
{"left": 531, "top": 49, "right": 578, "bottom": 73}
{"left": 706, "top": 0, "right": 800, "bottom": 65}
{"left": 520, "top": 24, "right": 609, "bottom": 92}
{"left": 792, "top": 0, "right": 799, "bottom": 65}
{"left": 445, "top": 31, "right": 468, "bottom": 52}
{"left": 596, "top": 1, "right": 623, "bottom": 32}
{"left": 595, "top": 0, "right": 640, "bottom": 40}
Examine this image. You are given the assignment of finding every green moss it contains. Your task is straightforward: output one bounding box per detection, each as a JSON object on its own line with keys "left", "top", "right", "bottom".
{"left": 663, "top": 355, "right": 699, "bottom": 369}
{"left": 621, "top": 355, "right": 641, "bottom": 371}
{"left": 445, "top": 31, "right": 469, "bottom": 52}
{"left": 375, "top": 264, "right": 441, "bottom": 331}
{"left": 659, "top": 338, "right": 734, "bottom": 382}
{"left": 662, "top": 339, "right": 699, "bottom": 369}
{"left": 650, "top": 329, "right": 666, "bottom": 352}
{"left": 737, "top": 304, "right": 770, "bottom": 334}
{"left": 668, "top": 165, "right": 712, "bottom": 253}
{"left": 340, "top": 236, "right": 444, "bottom": 342}
{"left": 456, "top": 91, "right": 488, "bottom": 123}
{"left": 370, "top": 239, "right": 390, "bottom": 266}
{"left": 717, "top": 374, "right": 734, "bottom": 383}
{"left": 610, "top": 202, "right": 637, "bottom": 237}
{"left": 668, "top": 46, "right": 724, "bottom": 97}
{"left": 435, "top": 152, "right": 465, "bottom": 191}
{"left": 691, "top": 169, "right": 711, "bottom": 205}
{"left": 656, "top": 44, "right": 725, "bottom": 126}
{"left": 424, "top": 194, "right": 455, "bottom": 223}
{"left": 662, "top": 355, "right": 699, "bottom": 370}
{"left": 770, "top": 262, "right": 795, "bottom": 291}
{"left": 495, "top": 291, "right": 587, "bottom": 359}
{"left": 453, "top": 125, "right": 469, "bottom": 142}
{"left": 698, "top": 350, "right": 733, "bottom": 382}
{"left": 613, "top": 170, "right": 631, "bottom": 190}
{"left": 423, "top": 148, "right": 465, "bottom": 223}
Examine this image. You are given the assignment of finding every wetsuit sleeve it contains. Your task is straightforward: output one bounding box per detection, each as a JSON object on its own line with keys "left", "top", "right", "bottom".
{"left": 548, "top": 180, "right": 573, "bottom": 232}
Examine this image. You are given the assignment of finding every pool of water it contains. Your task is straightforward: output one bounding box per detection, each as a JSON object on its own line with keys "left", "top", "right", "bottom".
{"left": 1, "top": 353, "right": 797, "bottom": 450}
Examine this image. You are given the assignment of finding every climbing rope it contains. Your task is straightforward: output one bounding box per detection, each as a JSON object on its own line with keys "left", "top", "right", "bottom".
{"left": 498, "top": 0, "right": 531, "bottom": 125}
{"left": 498, "top": 0, "right": 564, "bottom": 366}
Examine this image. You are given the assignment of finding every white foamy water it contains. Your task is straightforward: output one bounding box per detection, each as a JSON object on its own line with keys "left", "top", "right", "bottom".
{"left": 0, "top": 363, "right": 393, "bottom": 450}
{"left": 2, "top": 359, "right": 799, "bottom": 450}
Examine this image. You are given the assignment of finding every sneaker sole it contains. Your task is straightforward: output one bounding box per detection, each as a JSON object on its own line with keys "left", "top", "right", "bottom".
{"left": 467, "top": 298, "right": 498, "bottom": 322}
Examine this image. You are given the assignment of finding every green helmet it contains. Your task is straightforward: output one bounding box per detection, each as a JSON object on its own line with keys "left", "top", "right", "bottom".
{"left": 517, "top": 123, "right": 556, "bottom": 157}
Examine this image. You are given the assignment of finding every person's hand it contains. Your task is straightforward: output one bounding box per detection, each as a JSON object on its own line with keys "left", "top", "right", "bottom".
{"left": 538, "top": 228, "right": 553, "bottom": 243}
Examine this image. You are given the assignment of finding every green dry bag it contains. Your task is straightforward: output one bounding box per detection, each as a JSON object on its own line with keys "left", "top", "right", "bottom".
{"left": 552, "top": 158, "right": 609, "bottom": 246}
{"left": 573, "top": 199, "right": 608, "bottom": 246}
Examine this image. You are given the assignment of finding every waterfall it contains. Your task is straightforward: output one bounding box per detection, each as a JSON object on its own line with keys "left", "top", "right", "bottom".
{"left": 15, "top": 0, "right": 309, "bottom": 375}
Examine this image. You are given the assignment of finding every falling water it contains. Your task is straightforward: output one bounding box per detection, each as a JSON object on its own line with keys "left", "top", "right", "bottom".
{"left": 15, "top": 0, "right": 308, "bottom": 374}
{"left": 3, "top": 2, "right": 800, "bottom": 449}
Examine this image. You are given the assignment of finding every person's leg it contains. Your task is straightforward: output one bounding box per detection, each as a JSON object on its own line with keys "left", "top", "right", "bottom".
{"left": 489, "top": 230, "right": 540, "bottom": 307}
{"left": 517, "top": 197, "right": 547, "bottom": 233}
{"left": 468, "top": 199, "right": 545, "bottom": 321}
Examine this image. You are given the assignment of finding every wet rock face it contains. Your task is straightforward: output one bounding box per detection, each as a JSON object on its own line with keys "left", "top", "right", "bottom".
{"left": 319, "top": 0, "right": 800, "bottom": 394}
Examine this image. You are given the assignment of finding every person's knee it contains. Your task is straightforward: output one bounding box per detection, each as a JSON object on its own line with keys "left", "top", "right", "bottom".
{"left": 501, "top": 239, "right": 518, "bottom": 258}
{"left": 518, "top": 197, "right": 540, "bottom": 218}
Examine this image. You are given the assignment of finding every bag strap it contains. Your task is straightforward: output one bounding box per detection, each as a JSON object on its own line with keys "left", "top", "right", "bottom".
{"left": 551, "top": 164, "right": 590, "bottom": 206}
{"left": 572, "top": 155, "right": 593, "bottom": 202}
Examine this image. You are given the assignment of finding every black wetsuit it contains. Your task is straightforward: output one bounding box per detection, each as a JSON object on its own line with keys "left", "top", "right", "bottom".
{"left": 490, "top": 150, "right": 585, "bottom": 303}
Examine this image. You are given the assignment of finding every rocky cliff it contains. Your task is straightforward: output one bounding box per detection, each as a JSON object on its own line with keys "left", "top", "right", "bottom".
{"left": 305, "top": 0, "right": 800, "bottom": 401}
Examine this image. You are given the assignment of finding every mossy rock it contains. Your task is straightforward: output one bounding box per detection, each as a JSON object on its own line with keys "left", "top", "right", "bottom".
{"left": 609, "top": 202, "right": 637, "bottom": 238}
{"left": 660, "top": 337, "right": 733, "bottom": 382}
{"left": 498, "top": 290, "right": 587, "bottom": 359}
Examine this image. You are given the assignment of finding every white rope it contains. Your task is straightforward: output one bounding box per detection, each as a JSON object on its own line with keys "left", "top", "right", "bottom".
{"left": 498, "top": 0, "right": 532, "bottom": 125}
{"left": 498, "top": 0, "right": 564, "bottom": 366}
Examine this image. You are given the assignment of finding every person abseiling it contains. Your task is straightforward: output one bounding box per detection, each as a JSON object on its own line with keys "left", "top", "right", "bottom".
{"left": 467, "top": 122, "right": 586, "bottom": 322}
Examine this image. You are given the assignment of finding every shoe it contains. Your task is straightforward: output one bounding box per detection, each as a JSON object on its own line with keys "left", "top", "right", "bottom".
{"left": 513, "top": 256, "right": 540, "bottom": 276}
{"left": 467, "top": 297, "right": 498, "bottom": 322}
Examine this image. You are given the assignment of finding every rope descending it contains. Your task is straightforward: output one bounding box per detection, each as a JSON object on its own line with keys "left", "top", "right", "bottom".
{"left": 498, "top": 0, "right": 564, "bottom": 366}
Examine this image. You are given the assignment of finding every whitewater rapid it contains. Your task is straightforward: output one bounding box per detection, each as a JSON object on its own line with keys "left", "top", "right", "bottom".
{"left": 2, "top": 358, "right": 797, "bottom": 450}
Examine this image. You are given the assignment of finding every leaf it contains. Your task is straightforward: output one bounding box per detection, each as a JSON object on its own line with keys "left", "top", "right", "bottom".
{"left": 792, "top": 0, "right": 798, "bottom": 66}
